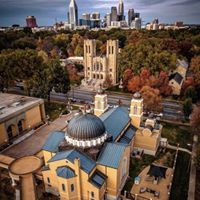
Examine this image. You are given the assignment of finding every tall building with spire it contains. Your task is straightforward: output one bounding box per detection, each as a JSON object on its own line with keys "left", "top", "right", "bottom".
{"left": 118, "top": 0, "right": 125, "bottom": 21}
{"left": 68, "top": 0, "right": 78, "bottom": 28}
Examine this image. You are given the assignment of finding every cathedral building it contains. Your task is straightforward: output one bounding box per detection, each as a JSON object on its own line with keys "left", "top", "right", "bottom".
{"left": 42, "top": 92, "right": 162, "bottom": 200}
{"left": 83, "top": 39, "right": 119, "bottom": 88}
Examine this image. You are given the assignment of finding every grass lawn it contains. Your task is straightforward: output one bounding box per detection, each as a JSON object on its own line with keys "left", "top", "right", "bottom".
{"left": 45, "top": 102, "right": 68, "bottom": 121}
{"left": 170, "top": 151, "right": 191, "bottom": 200}
{"left": 161, "top": 123, "right": 193, "bottom": 150}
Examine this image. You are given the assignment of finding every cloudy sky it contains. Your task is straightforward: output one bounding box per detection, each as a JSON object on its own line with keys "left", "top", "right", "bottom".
{"left": 0, "top": 0, "right": 200, "bottom": 26}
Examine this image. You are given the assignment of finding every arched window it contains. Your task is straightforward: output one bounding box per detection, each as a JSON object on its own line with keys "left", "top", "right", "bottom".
{"left": 7, "top": 125, "right": 14, "bottom": 140}
{"left": 97, "top": 62, "right": 99, "bottom": 71}
{"left": 134, "top": 105, "right": 137, "bottom": 115}
{"left": 100, "top": 63, "right": 103, "bottom": 71}
{"left": 18, "top": 120, "right": 24, "bottom": 133}
{"left": 62, "top": 184, "right": 65, "bottom": 191}
{"left": 71, "top": 184, "right": 74, "bottom": 192}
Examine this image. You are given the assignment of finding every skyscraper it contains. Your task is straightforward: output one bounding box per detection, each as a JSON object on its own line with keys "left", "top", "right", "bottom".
{"left": 118, "top": 0, "right": 125, "bottom": 21}
{"left": 106, "top": 13, "right": 111, "bottom": 26}
{"left": 118, "top": 0, "right": 124, "bottom": 16}
{"left": 111, "top": 7, "right": 117, "bottom": 22}
{"left": 128, "top": 9, "right": 135, "bottom": 26}
{"left": 68, "top": 0, "right": 78, "bottom": 27}
{"left": 26, "top": 16, "right": 37, "bottom": 28}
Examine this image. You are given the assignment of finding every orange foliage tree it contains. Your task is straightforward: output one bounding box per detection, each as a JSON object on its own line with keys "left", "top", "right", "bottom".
{"left": 127, "top": 68, "right": 171, "bottom": 96}
{"left": 140, "top": 86, "right": 162, "bottom": 112}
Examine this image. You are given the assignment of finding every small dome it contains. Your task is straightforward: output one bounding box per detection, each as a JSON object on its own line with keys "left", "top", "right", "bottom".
{"left": 66, "top": 113, "right": 106, "bottom": 140}
{"left": 133, "top": 92, "right": 141, "bottom": 99}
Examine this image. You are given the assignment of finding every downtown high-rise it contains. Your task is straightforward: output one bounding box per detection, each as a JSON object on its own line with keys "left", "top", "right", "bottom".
{"left": 118, "top": 0, "right": 125, "bottom": 21}
{"left": 68, "top": 0, "right": 78, "bottom": 28}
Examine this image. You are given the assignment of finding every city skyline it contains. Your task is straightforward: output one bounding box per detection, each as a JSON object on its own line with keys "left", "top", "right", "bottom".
{"left": 0, "top": 0, "right": 200, "bottom": 26}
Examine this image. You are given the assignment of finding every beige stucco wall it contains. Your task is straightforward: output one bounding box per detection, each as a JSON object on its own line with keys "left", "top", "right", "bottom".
{"left": 169, "top": 80, "right": 182, "bottom": 95}
{"left": 0, "top": 123, "right": 7, "bottom": 145}
{"left": 134, "top": 129, "right": 161, "bottom": 155}
{"left": 25, "top": 105, "right": 42, "bottom": 129}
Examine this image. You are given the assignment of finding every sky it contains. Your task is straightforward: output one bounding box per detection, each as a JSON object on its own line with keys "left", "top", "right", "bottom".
{"left": 0, "top": 0, "right": 200, "bottom": 26}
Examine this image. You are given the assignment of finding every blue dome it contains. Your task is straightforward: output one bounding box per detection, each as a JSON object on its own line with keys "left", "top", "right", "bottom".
{"left": 66, "top": 113, "right": 106, "bottom": 140}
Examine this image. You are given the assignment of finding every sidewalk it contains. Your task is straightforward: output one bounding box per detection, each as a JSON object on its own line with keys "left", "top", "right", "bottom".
{"left": 188, "top": 135, "right": 198, "bottom": 200}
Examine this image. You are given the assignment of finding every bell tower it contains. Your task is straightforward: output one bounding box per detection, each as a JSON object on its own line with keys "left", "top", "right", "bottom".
{"left": 129, "top": 92, "right": 143, "bottom": 128}
{"left": 106, "top": 40, "right": 119, "bottom": 85}
{"left": 94, "top": 88, "right": 108, "bottom": 117}
{"left": 84, "top": 39, "right": 96, "bottom": 80}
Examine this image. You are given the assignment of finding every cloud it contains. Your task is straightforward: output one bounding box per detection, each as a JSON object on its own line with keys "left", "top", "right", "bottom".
{"left": 172, "top": 0, "right": 200, "bottom": 6}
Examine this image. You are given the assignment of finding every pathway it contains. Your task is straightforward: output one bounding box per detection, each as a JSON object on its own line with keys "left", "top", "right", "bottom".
{"left": 188, "top": 135, "right": 198, "bottom": 200}
{"left": 167, "top": 144, "right": 192, "bottom": 154}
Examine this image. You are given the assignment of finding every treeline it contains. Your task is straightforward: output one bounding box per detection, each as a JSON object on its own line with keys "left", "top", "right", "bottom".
{"left": 0, "top": 28, "right": 200, "bottom": 103}
{"left": 0, "top": 49, "right": 70, "bottom": 101}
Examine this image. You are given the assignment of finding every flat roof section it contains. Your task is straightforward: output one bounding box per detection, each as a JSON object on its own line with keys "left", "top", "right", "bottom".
{"left": 1, "top": 113, "right": 74, "bottom": 158}
{"left": 0, "top": 93, "right": 44, "bottom": 123}
{"left": 9, "top": 156, "right": 42, "bottom": 176}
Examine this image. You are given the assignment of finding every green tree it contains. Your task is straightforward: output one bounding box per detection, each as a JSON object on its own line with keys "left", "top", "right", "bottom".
{"left": 184, "top": 86, "right": 197, "bottom": 103}
{"left": 183, "top": 98, "right": 193, "bottom": 117}
{"left": 31, "top": 59, "right": 70, "bottom": 102}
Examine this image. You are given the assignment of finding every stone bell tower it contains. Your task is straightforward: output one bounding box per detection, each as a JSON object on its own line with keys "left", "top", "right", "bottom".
{"left": 129, "top": 92, "right": 143, "bottom": 128}
{"left": 106, "top": 40, "right": 119, "bottom": 85}
{"left": 84, "top": 39, "right": 96, "bottom": 80}
{"left": 94, "top": 88, "right": 108, "bottom": 117}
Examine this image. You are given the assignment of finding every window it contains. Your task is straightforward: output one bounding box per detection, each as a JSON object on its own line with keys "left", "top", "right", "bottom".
{"left": 101, "top": 74, "right": 103, "bottom": 79}
{"left": 62, "top": 184, "right": 65, "bottom": 192}
{"left": 112, "top": 46, "right": 114, "bottom": 54}
{"left": 134, "top": 105, "right": 137, "bottom": 115}
{"left": 91, "top": 191, "right": 94, "bottom": 198}
{"left": 47, "top": 177, "right": 50, "bottom": 184}
{"left": 89, "top": 46, "right": 91, "bottom": 54}
{"left": 100, "top": 63, "right": 103, "bottom": 71}
{"left": 71, "top": 184, "right": 74, "bottom": 192}
{"left": 18, "top": 120, "right": 23, "bottom": 133}
{"left": 110, "top": 68, "right": 112, "bottom": 72}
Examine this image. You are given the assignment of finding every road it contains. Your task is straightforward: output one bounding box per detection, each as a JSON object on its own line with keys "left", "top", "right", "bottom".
{"left": 9, "top": 87, "right": 184, "bottom": 121}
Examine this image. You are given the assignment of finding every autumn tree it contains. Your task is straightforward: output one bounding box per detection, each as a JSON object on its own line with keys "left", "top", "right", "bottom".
{"left": 140, "top": 86, "right": 162, "bottom": 112}
{"left": 123, "top": 69, "right": 133, "bottom": 89}
{"left": 190, "top": 56, "right": 200, "bottom": 85}
{"left": 66, "top": 63, "right": 80, "bottom": 84}
{"left": 103, "top": 75, "right": 113, "bottom": 88}
{"left": 190, "top": 106, "right": 200, "bottom": 133}
{"left": 181, "top": 77, "right": 195, "bottom": 95}
{"left": 128, "top": 76, "right": 141, "bottom": 93}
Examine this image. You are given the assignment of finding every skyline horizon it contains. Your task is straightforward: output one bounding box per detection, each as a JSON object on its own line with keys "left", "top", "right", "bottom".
{"left": 0, "top": 0, "right": 200, "bottom": 27}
